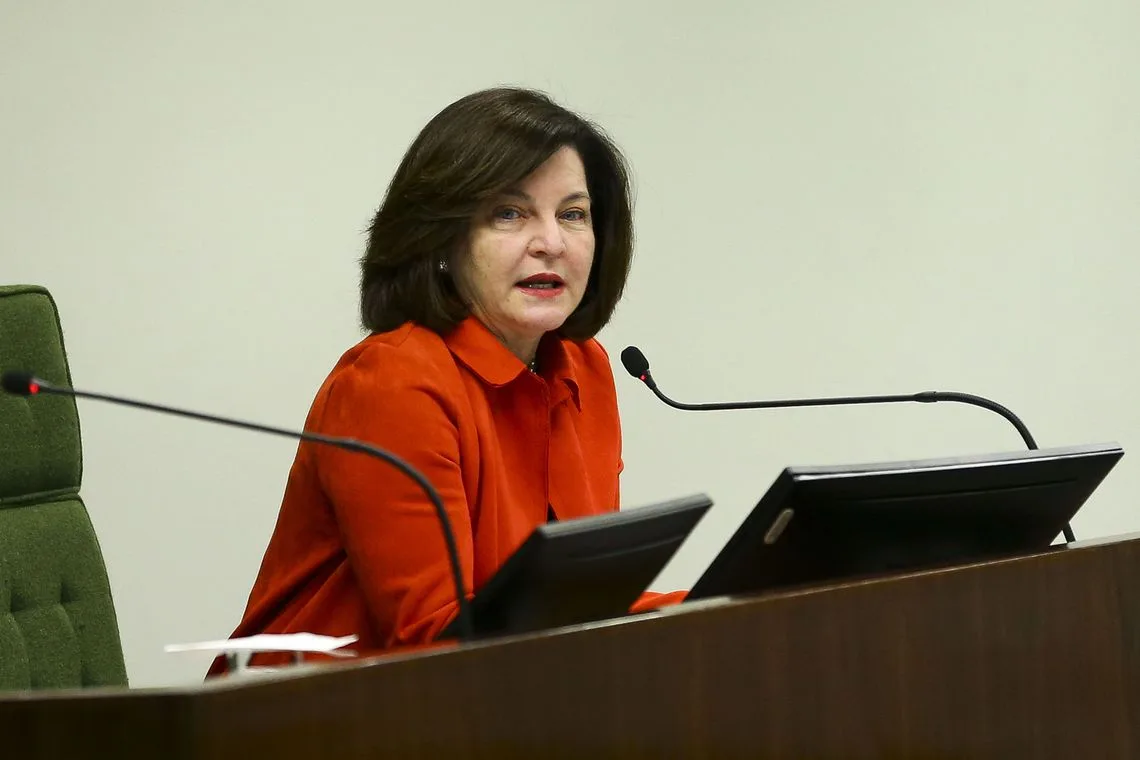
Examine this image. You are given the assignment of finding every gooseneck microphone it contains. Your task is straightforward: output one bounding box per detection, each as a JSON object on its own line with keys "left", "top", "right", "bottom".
{"left": 619, "top": 346, "right": 1076, "bottom": 544}
{"left": 1, "top": 370, "right": 473, "bottom": 640}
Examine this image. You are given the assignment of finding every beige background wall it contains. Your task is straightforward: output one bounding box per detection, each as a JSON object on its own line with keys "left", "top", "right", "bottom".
{"left": 3, "top": 0, "right": 1138, "bottom": 686}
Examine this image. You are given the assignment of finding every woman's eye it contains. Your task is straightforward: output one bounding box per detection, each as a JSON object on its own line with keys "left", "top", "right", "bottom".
{"left": 494, "top": 207, "right": 522, "bottom": 221}
{"left": 561, "top": 208, "right": 588, "bottom": 222}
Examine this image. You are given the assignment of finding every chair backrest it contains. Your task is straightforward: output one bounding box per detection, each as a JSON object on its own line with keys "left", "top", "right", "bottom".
{"left": 0, "top": 284, "right": 128, "bottom": 689}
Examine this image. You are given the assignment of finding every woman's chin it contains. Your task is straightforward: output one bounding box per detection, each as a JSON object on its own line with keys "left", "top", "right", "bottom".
{"left": 511, "top": 307, "right": 572, "bottom": 335}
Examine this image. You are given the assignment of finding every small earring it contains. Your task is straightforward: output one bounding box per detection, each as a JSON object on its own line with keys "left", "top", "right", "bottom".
{"left": 438, "top": 259, "right": 449, "bottom": 273}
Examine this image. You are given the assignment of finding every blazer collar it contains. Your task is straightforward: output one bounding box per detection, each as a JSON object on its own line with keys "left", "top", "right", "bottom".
{"left": 444, "top": 317, "right": 581, "bottom": 410}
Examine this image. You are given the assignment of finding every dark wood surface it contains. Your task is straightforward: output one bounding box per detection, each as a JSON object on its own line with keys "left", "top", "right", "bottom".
{"left": 5, "top": 533, "right": 1140, "bottom": 759}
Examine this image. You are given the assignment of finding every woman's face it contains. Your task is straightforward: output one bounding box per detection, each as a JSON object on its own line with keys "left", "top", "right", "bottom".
{"left": 455, "top": 146, "right": 596, "bottom": 362}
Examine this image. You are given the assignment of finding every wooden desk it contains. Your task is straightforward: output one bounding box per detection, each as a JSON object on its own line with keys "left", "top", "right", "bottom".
{"left": 5, "top": 533, "right": 1140, "bottom": 758}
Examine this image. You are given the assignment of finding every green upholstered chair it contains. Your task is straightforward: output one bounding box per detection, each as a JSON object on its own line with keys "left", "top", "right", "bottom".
{"left": 0, "top": 284, "right": 128, "bottom": 689}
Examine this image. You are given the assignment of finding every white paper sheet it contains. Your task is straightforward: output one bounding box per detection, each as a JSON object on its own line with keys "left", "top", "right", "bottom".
{"left": 164, "top": 633, "right": 358, "bottom": 656}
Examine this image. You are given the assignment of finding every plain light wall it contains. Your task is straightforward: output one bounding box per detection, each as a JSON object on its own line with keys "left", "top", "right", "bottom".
{"left": 2, "top": 1, "right": 1138, "bottom": 687}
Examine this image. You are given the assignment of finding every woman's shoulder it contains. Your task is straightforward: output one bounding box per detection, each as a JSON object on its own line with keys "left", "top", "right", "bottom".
{"left": 562, "top": 332, "right": 613, "bottom": 363}
{"left": 298, "top": 324, "right": 465, "bottom": 464}
{"left": 321, "top": 322, "right": 461, "bottom": 399}
{"left": 559, "top": 336, "right": 618, "bottom": 392}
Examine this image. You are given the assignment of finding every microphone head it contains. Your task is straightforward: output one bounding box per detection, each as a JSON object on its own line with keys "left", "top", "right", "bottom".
{"left": 620, "top": 346, "right": 650, "bottom": 379}
{"left": 1, "top": 371, "right": 39, "bottom": 396}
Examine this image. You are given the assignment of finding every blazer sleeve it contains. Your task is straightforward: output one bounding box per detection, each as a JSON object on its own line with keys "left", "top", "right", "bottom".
{"left": 309, "top": 348, "right": 473, "bottom": 648}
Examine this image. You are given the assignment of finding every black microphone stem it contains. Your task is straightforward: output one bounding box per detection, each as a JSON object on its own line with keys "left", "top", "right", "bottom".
{"left": 627, "top": 351, "right": 1072, "bottom": 544}
{"left": 14, "top": 376, "right": 474, "bottom": 640}
{"left": 644, "top": 382, "right": 1039, "bottom": 450}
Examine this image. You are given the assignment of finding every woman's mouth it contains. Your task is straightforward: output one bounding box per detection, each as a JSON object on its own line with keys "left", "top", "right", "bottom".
{"left": 517, "top": 274, "right": 566, "bottom": 297}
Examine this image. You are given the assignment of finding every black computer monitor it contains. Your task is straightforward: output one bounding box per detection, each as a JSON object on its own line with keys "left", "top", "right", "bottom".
{"left": 440, "top": 493, "right": 712, "bottom": 640}
{"left": 687, "top": 443, "right": 1123, "bottom": 601}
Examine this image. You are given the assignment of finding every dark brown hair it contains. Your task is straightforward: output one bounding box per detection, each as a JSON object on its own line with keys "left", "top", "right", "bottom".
{"left": 359, "top": 87, "right": 634, "bottom": 339}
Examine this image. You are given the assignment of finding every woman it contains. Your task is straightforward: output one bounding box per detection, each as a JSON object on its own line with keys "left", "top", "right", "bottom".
{"left": 212, "top": 87, "right": 680, "bottom": 670}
